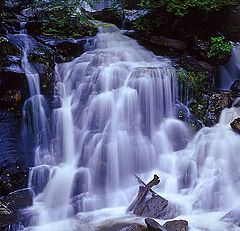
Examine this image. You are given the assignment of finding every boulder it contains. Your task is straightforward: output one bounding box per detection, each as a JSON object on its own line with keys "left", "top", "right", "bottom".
{"left": 163, "top": 220, "right": 188, "bottom": 231}
{"left": 145, "top": 218, "right": 167, "bottom": 231}
{"left": 230, "top": 80, "right": 240, "bottom": 94}
{"left": 150, "top": 36, "right": 187, "bottom": 50}
{"left": 0, "top": 188, "right": 33, "bottom": 228}
{"left": 120, "top": 223, "right": 147, "bottom": 231}
{"left": 221, "top": 207, "right": 240, "bottom": 227}
{"left": 197, "top": 61, "right": 215, "bottom": 72}
{"left": 230, "top": 118, "right": 240, "bottom": 134}
{"left": 89, "top": 8, "right": 123, "bottom": 28}
{"left": 206, "top": 91, "right": 232, "bottom": 125}
{"left": 134, "top": 194, "right": 170, "bottom": 219}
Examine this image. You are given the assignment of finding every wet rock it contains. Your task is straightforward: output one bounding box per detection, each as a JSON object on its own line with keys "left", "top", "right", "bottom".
{"left": 221, "top": 207, "right": 240, "bottom": 227}
{"left": 230, "top": 118, "right": 240, "bottom": 134}
{"left": 0, "top": 165, "right": 29, "bottom": 197}
{"left": 232, "top": 97, "right": 240, "bottom": 107}
{"left": 21, "top": 7, "right": 35, "bottom": 18}
{"left": 89, "top": 8, "right": 123, "bottom": 28}
{"left": 206, "top": 91, "right": 232, "bottom": 125}
{"left": 197, "top": 61, "right": 215, "bottom": 72}
{"left": 25, "top": 21, "right": 43, "bottom": 36}
{"left": 2, "top": 0, "right": 31, "bottom": 10}
{"left": 35, "top": 35, "right": 92, "bottom": 62}
{"left": 133, "top": 194, "right": 175, "bottom": 219}
{"left": 163, "top": 220, "right": 188, "bottom": 231}
{"left": 120, "top": 223, "right": 147, "bottom": 231}
{"left": 145, "top": 218, "right": 167, "bottom": 231}
{"left": 150, "top": 36, "right": 187, "bottom": 50}
{"left": 230, "top": 80, "right": 240, "bottom": 94}
{"left": 0, "top": 40, "right": 21, "bottom": 58}
{"left": 0, "top": 188, "right": 33, "bottom": 228}
{"left": 124, "top": 9, "right": 150, "bottom": 30}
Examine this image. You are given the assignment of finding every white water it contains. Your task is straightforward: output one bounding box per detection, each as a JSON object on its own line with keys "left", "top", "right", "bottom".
{"left": 219, "top": 46, "right": 240, "bottom": 90}
{"left": 17, "top": 27, "right": 240, "bottom": 231}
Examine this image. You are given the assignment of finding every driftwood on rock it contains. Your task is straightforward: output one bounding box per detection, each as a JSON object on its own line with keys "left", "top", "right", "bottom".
{"left": 127, "top": 174, "right": 160, "bottom": 212}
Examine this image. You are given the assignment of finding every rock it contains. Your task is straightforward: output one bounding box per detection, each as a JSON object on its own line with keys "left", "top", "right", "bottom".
{"left": 232, "top": 97, "right": 240, "bottom": 107}
{"left": 89, "top": 8, "right": 123, "bottom": 28}
{"left": 230, "top": 80, "right": 240, "bottom": 94}
{"left": 206, "top": 91, "right": 232, "bottom": 125}
{"left": 35, "top": 35, "right": 92, "bottom": 62}
{"left": 120, "top": 223, "right": 147, "bottom": 231}
{"left": 230, "top": 118, "right": 240, "bottom": 134}
{"left": 197, "top": 61, "right": 215, "bottom": 72}
{"left": 150, "top": 36, "right": 187, "bottom": 50}
{"left": 0, "top": 188, "right": 33, "bottom": 228}
{"left": 2, "top": 0, "right": 31, "bottom": 13}
{"left": 0, "top": 188, "right": 33, "bottom": 211}
{"left": 145, "top": 218, "right": 167, "bottom": 231}
{"left": 221, "top": 207, "right": 240, "bottom": 227}
{"left": 0, "top": 40, "right": 21, "bottom": 58}
{"left": 163, "top": 220, "right": 188, "bottom": 231}
{"left": 25, "top": 21, "right": 43, "bottom": 36}
{"left": 21, "top": 7, "right": 35, "bottom": 18}
{"left": 0, "top": 165, "right": 29, "bottom": 198}
{"left": 222, "top": 8, "right": 240, "bottom": 42}
{"left": 124, "top": 9, "right": 150, "bottom": 29}
{"left": 134, "top": 194, "right": 169, "bottom": 219}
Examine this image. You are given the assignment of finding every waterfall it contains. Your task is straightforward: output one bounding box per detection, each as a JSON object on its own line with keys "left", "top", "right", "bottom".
{"left": 219, "top": 46, "right": 240, "bottom": 90}
{"left": 15, "top": 26, "right": 240, "bottom": 231}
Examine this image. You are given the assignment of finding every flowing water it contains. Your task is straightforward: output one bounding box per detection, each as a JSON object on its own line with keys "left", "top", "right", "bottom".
{"left": 14, "top": 26, "right": 240, "bottom": 231}
{"left": 219, "top": 46, "right": 240, "bottom": 90}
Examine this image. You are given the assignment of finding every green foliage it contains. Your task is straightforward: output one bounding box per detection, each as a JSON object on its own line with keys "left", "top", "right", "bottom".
{"left": 207, "top": 36, "right": 233, "bottom": 59}
{"left": 177, "top": 70, "right": 212, "bottom": 121}
{"left": 139, "top": 0, "right": 239, "bottom": 16}
{"left": 33, "top": 0, "right": 99, "bottom": 38}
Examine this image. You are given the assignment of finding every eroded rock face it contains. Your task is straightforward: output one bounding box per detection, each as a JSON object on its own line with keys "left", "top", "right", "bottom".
{"left": 230, "top": 118, "right": 240, "bottom": 134}
{"left": 163, "top": 220, "right": 188, "bottom": 231}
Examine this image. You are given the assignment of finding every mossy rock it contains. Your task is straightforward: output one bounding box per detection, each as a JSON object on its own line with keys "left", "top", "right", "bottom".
{"left": 89, "top": 8, "right": 123, "bottom": 28}
{"left": 0, "top": 40, "right": 20, "bottom": 58}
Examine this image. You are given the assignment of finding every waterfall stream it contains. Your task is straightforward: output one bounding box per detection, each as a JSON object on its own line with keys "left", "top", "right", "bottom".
{"left": 15, "top": 27, "right": 240, "bottom": 231}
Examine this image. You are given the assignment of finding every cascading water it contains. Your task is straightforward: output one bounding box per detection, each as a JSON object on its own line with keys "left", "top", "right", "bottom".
{"left": 15, "top": 26, "right": 240, "bottom": 231}
{"left": 219, "top": 46, "right": 240, "bottom": 90}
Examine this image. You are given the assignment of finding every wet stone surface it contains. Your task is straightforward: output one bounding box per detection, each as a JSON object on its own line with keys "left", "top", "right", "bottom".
{"left": 0, "top": 109, "right": 29, "bottom": 197}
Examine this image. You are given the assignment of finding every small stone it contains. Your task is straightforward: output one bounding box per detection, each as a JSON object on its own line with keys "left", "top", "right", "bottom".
{"left": 120, "top": 223, "right": 147, "bottom": 231}
{"left": 145, "top": 218, "right": 167, "bottom": 231}
{"left": 163, "top": 220, "right": 188, "bottom": 231}
{"left": 230, "top": 80, "right": 240, "bottom": 94}
{"left": 232, "top": 97, "right": 240, "bottom": 107}
{"left": 230, "top": 118, "right": 240, "bottom": 134}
